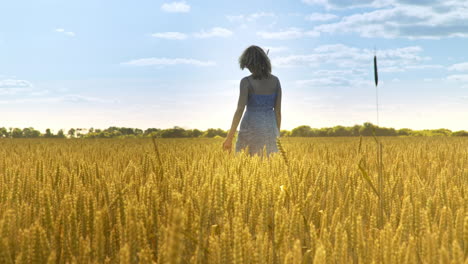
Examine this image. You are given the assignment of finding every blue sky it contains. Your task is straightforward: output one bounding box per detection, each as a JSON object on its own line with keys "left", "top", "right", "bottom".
{"left": 1, "top": 0, "right": 468, "bottom": 132}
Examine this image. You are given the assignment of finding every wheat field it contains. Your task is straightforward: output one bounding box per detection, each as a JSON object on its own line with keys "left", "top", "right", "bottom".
{"left": 0, "top": 137, "right": 467, "bottom": 263}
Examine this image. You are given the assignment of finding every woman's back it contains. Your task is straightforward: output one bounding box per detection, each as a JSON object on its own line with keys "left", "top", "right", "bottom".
{"left": 236, "top": 74, "right": 281, "bottom": 156}
{"left": 246, "top": 75, "right": 279, "bottom": 109}
{"left": 246, "top": 74, "right": 279, "bottom": 95}
{"left": 223, "top": 45, "right": 282, "bottom": 157}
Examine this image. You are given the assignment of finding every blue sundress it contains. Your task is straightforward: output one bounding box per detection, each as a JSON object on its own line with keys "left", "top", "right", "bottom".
{"left": 235, "top": 76, "right": 280, "bottom": 156}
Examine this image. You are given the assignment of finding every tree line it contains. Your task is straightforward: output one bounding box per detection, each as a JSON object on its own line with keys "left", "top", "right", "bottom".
{"left": 1, "top": 123, "right": 468, "bottom": 139}
{"left": 0, "top": 126, "right": 228, "bottom": 139}
{"left": 287, "top": 123, "right": 468, "bottom": 137}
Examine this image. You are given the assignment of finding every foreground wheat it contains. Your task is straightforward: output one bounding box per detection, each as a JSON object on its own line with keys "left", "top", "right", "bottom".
{"left": 0, "top": 137, "right": 467, "bottom": 263}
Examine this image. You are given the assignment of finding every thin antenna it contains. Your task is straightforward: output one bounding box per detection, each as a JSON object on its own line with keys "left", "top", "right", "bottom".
{"left": 374, "top": 47, "right": 379, "bottom": 126}
{"left": 266, "top": 49, "right": 270, "bottom": 55}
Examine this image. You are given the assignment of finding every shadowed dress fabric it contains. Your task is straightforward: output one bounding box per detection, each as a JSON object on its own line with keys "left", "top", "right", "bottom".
{"left": 235, "top": 77, "right": 280, "bottom": 156}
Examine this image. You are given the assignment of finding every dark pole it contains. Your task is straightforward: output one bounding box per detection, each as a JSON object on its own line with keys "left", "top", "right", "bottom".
{"left": 374, "top": 53, "right": 379, "bottom": 126}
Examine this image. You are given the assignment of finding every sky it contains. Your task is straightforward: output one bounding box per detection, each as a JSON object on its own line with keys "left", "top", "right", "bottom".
{"left": 1, "top": 0, "right": 468, "bottom": 132}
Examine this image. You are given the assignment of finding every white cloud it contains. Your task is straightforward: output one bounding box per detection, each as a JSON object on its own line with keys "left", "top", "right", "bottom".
{"left": 0, "top": 79, "right": 51, "bottom": 96}
{"left": 405, "top": 64, "right": 444, "bottom": 70}
{"left": 151, "top": 32, "right": 188, "bottom": 40}
{"left": 378, "top": 63, "right": 444, "bottom": 72}
{"left": 303, "top": 0, "right": 466, "bottom": 9}
{"left": 273, "top": 54, "right": 319, "bottom": 68}
{"left": 0, "top": 88, "right": 31, "bottom": 95}
{"left": 312, "top": 1, "right": 468, "bottom": 39}
{"left": 59, "top": 95, "right": 119, "bottom": 104}
{"left": 447, "top": 74, "right": 468, "bottom": 82}
{"left": 296, "top": 76, "right": 351, "bottom": 87}
{"left": 262, "top": 46, "right": 289, "bottom": 54}
{"left": 302, "top": 0, "right": 391, "bottom": 9}
{"left": 305, "top": 13, "right": 338, "bottom": 22}
{"left": 30, "top": 90, "right": 50, "bottom": 96}
{"left": 257, "top": 28, "right": 320, "bottom": 39}
{"left": 0, "top": 79, "right": 33, "bottom": 88}
{"left": 55, "top": 28, "right": 75, "bottom": 37}
{"left": 161, "top": 1, "right": 190, "bottom": 13}
{"left": 449, "top": 62, "right": 468, "bottom": 72}
{"left": 294, "top": 68, "right": 372, "bottom": 92}
{"left": 272, "top": 44, "right": 427, "bottom": 69}
{"left": 0, "top": 95, "right": 118, "bottom": 105}
{"left": 193, "top": 27, "right": 233, "bottom": 38}
{"left": 121, "top": 58, "right": 216, "bottom": 67}
{"left": 150, "top": 28, "right": 234, "bottom": 40}
{"left": 226, "top": 12, "right": 276, "bottom": 23}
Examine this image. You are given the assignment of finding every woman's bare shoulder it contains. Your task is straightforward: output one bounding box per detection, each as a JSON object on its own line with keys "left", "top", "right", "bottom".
{"left": 241, "top": 75, "right": 253, "bottom": 81}
{"left": 240, "top": 75, "right": 254, "bottom": 86}
{"left": 270, "top": 74, "right": 279, "bottom": 81}
{"left": 239, "top": 76, "right": 250, "bottom": 91}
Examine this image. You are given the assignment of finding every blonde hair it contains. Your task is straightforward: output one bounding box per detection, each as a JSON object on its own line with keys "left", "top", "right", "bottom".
{"left": 238, "top": 45, "right": 272, "bottom": 80}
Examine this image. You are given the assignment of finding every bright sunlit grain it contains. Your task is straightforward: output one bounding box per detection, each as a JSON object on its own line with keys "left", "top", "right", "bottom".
{"left": 0, "top": 137, "right": 467, "bottom": 263}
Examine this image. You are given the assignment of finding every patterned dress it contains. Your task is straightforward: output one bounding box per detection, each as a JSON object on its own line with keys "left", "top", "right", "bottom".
{"left": 235, "top": 76, "right": 280, "bottom": 156}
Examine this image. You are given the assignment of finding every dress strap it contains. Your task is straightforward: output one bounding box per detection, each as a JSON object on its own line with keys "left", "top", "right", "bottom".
{"left": 246, "top": 76, "right": 255, "bottom": 94}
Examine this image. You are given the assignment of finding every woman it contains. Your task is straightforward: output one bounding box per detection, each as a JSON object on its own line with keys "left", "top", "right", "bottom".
{"left": 223, "top": 45, "right": 282, "bottom": 157}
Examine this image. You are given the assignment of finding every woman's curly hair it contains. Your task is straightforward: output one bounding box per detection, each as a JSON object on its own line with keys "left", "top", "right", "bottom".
{"left": 238, "top": 45, "right": 272, "bottom": 80}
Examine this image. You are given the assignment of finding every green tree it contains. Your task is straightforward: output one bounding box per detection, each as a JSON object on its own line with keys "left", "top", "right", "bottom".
{"left": 291, "top": 125, "right": 312, "bottom": 137}
{"left": 111, "top": 130, "right": 123, "bottom": 138}
{"left": 202, "top": 128, "right": 227, "bottom": 138}
{"left": 144, "top": 128, "right": 161, "bottom": 136}
{"left": 397, "top": 128, "right": 412, "bottom": 136}
{"left": 98, "top": 131, "right": 112, "bottom": 138}
{"left": 330, "top": 126, "right": 350, "bottom": 137}
{"left": 280, "top": 130, "right": 291, "bottom": 137}
{"left": 11, "top": 128, "right": 23, "bottom": 138}
{"left": 188, "top": 129, "right": 203, "bottom": 138}
{"left": 44, "top": 129, "right": 53, "bottom": 138}
{"left": 68, "top": 128, "right": 76, "bottom": 138}
{"left": 22, "top": 127, "right": 40, "bottom": 138}
{"left": 428, "top": 128, "right": 452, "bottom": 136}
{"left": 57, "top": 129, "right": 66, "bottom": 138}
{"left": 452, "top": 130, "right": 468, "bottom": 136}
{"left": 0, "top": 127, "right": 9, "bottom": 137}
{"left": 134, "top": 128, "right": 143, "bottom": 136}
{"left": 359, "top": 122, "right": 376, "bottom": 136}
{"left": 76, "top": 128, "right": 85, "bottom": 138}
{"left": 350, "top": 125, "right": 362, "bottom": 136}
{"left": 159, "top": 127, "right": 187, "bottom": 138}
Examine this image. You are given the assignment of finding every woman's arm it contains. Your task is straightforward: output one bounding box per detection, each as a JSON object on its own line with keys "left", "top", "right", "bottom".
{"left": 274, "top": 79, "right": 282, "bottom": 131}
{"left": 223, "top": 79, "right": 248, "bottom": 150}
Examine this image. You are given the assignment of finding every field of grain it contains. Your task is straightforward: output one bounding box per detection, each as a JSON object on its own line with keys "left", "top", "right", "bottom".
{"left": 0, "top": 137, "right": 467, "bottom": 263}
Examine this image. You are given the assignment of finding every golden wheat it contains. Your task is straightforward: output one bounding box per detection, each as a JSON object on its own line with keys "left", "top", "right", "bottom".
{"left": 0, "top": 137, "right": 466, "bottom": 263}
